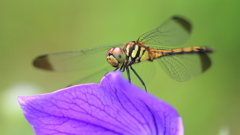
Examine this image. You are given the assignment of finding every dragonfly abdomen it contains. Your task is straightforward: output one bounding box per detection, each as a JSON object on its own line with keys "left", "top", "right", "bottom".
{"left": 150, "top": 46, "right": 213, "bottom": 59}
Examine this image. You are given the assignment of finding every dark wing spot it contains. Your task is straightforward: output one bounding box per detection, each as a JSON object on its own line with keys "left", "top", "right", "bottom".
{"left": 172, "top": 16, "right": 191, "bottom": 33}
{"left": 198, "top": 53, "right": 211, "bottom": 73}
{"left": 33, "top": 55, "right": 53, "bottom": 70}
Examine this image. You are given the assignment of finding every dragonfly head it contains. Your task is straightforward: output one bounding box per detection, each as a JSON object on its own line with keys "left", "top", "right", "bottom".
{"left": 106, "top": 47, "right": 126, "bottom": 68}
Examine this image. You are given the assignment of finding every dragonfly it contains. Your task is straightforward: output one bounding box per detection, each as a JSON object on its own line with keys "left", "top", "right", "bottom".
{"left": 33, "top": 16, "right": 213, "bottom": 90}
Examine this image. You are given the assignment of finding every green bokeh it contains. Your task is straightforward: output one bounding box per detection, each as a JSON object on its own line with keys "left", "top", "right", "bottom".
{"left": 1, "top": 1, "right": 240, "bottom": 135}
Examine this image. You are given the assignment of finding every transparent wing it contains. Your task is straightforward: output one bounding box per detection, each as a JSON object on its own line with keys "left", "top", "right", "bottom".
{"left": 68, "top": 60, "right": 157, "bottom": 89}
{"left": 138, "top": 16, "right": 191, "bottom": 46}
{"left": 33, "top": 43, "right": 124, "bottom": 71}
{"left": 67, "top": 66, "right": 114, "bottom": 86}
{"left": 69, "top": 61, "right": 156, "bottom": 88}
{"left": 157, "top": 52, "right": 211, "bottom": 82}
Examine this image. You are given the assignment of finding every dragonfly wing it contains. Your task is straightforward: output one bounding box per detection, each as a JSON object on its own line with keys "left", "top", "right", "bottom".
{"left": 157, "top": 52, "right": 211, "bottom": 82}
{"left": 33, "top": 43, "right": 124, "bottom": 72}
{"left": 66, "top": 66, "right": 114, "bottom": 86}
{"left": 69, "top": 61, "right": 156, "bottom": 88}
{"left": 138, "top": 16, "right": 191, "bottom": 46}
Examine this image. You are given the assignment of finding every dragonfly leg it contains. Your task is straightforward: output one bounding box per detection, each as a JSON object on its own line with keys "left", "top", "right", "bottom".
{"left": 130, "top": 66, "right": 147, "bottom": 91}
{"left": 119, "top": 64, "right": 125, "bottom": 72}
{"left": 125, "top": 66, "right": 131, "bottom": 83}
{"left": 114, "top": 67, "right": 119, "bottom": 71}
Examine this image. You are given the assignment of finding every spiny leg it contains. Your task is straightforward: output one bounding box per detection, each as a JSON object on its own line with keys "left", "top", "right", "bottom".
{"left": 130, "top": 66, "right": 147, "bottom": 91}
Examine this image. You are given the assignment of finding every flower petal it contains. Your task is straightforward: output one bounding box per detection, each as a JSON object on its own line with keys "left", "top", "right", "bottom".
{"left": 18, "top": 71, "right": 183, "bottom": 135}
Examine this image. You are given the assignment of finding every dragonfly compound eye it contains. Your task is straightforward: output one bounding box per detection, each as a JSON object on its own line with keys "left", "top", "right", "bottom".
{"left": 106, "top": 47, "right": 126, "bottom": 67}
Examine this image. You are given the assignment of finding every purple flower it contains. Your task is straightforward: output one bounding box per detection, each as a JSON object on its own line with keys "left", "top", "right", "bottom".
{"left": 18, "top": 71, "right": 183, "bottom": 135}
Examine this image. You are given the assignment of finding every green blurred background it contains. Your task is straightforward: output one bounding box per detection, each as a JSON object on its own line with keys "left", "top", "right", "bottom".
{"left": 1, "top": 0, "right": 240, "bottom": 135}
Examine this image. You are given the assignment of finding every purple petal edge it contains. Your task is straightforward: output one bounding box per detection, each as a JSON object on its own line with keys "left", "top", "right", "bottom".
{"left": 18, "top": 71, "right": 183, "bottom": 135}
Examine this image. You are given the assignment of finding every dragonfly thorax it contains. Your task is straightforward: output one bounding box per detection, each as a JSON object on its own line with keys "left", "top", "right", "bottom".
{"left": 106, "top": 47, "right": 126, "bottom": 68}
{"left": 122, "top": 41, "right": 151, "bottom": 65}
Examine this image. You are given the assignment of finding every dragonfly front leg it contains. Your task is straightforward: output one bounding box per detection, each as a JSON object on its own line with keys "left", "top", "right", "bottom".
{"left": 114, "top": 64, "right": 131, "bottom": 83}
{"left": 114, "top": 67, "right": 119, "bottom": 71}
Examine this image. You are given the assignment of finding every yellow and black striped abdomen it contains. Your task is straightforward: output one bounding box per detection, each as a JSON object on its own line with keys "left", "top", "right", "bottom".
{"left": 150, "top": 46, "right": 213, "bottom": 60}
